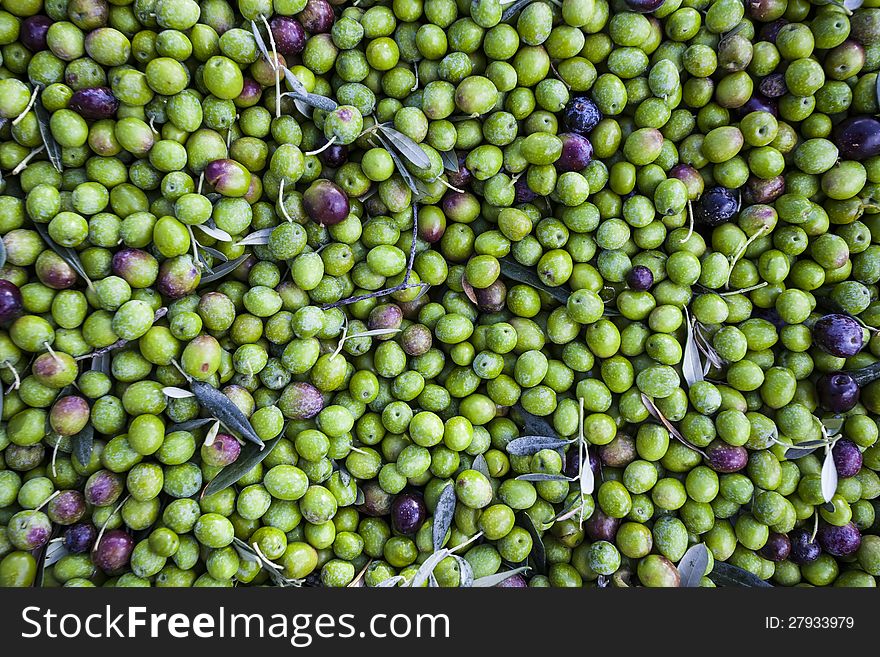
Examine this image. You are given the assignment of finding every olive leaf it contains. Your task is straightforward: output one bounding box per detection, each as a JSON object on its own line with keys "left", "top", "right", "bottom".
{"left": 162, "top": 386, "right": 195, "bottom": 399}
{"left": 196, "top": 221, "right": 233, "bottom": 242}
{"left": 410, "top": 548, "right": 452, "bottom": 588}
{"left": 43, "top": 538, "right": 69, "bottom": 568}
{"left": 337, "top": 464, "right": 351, "bottom": 487}
{"left": 640, "top": 393, "right": 708, "bottom": 459}
{"left": 377, "top": 123, "right": 432, "bottom": 170}
{"left": 850, "top": 360, "right": 880, "bottom": 386}
{"left": 236, "top": 227, "right": 274, "bottom": 246}
{"left": 91, "top": 351, "right": 110, "bottom": 375}
{"left": 821, "top": 445, "right": 838, "bottom": 503}
{"left": 499, "top": 257, "right": 571, "bottom": 304}
{"left": 501, "top": 0, "right": 537, "bottom": 21}
{"left": 198, "top": 254, "right": 248, "bottom": 285}
{"left": 472, "top": 453, "right": 491, "bottom": 479}
{"left": 232, "top": 537, "right": 301, "bottom": 587}
{"left": 281, "top": 67, "right": 338, "bottom": 112}
{"left": 682, "top": 308, "right": 704, "bottom": 387}
{"left": 709, "top": 561, "right": 772, "bottom": 588}
{"left": 518, "top": 511, "right": 546, "bottom": 575}
{"left": 453, "top": 554, "right": 475, "bottom": 588}
{"left": 355, "top": 487, "right": 365, "bottom": 506}
{"left": 202, "top": 436, "right": 282, "bottom": 498}
{"left": 71, "top": 425, "right": 94, "bottom": 467}
{"left": 374, "top": 131, "right": 421, "bottom": 195}
{"left": 472, "top": 566, "right": 530, "bottom": 587}
{"left": 374, "top": 575, "right": 406, "bottom": 588}
{"left": 505, "top": 435, "right": 576, "bottom": 456}
{"left": 577, "top": 396, "right": 594, "bottom": 500}
{"left": 460, "top": 272, "right": 478, "bottom": 305}
{"left": 677, "top": 543, "right": 710, "bottom": 588}
{"left": 692, "top": 321, "right": 725, "bottom": 372}
{"left": 822, "top": 416, "right": 844, "bottom": 437}
{"left": 515, "top": 473, "right": 574, "bottom": 482}
{"left": 196, "top": 243, "right": 229, "bottom": 263}
{"left": 191, "top": 380, "right": 264, "bottom": 448}
{"left": 439, "top": 150, "right": 459, "bottom": 172}
{"left": 31, "top": 221, "right": 93, "bottom": 289}
{"left": 168, "top": 417, "right": 217, "bottom": 433}
{"left": 0, "top": 237, "right": 6, "bottom": 269}
{"left": 511, "top": 404, "right": 559, "bottom": 439}
{"left": 32, "top": 86, "right": 62, "bottom": 172}
{"left": 432, "top": 483, "right": 456, "bottom": 553}
{"left": 783, "top": 438, "right": 831, "bottom": 460}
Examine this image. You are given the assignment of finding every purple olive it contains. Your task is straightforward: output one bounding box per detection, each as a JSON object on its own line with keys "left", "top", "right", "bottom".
{"left": 391, "top": 492, "right": 427, "bottom": 534}
{"left": 368, "top": 303, "right": 403, "bottom": 335}
{"left": 473, "top": 279, "right": 507, "bottom": 312}
{"left": 623, "top": 0, "right": 665, "bottom": 12}
{"left": 626, "top": 265, "right": 654, "bottom": 291}
{"left": 812, "top": 313, "right": 865, "bottom": 358}
{"left": 514, "top": 176, "right": 538, "bottom": 203}
{"left": 50, "top": 395, "right": 91, "bottom": 436}
{"left": 270, "top": 16, "right": 307, "bottom": 55}
{"left": 832, "top": 438, "right": 863, "bottom": 478}
{"left": 668, "top": 163, "right": 704, "bottom": 200}
{"left": 7, "top": 510, "right": 52, "bottom": 550}
{"left": 0, "top": 279, "right": 23, "bottom": 323}
{"left": 743, "top": 175, "right": 785, "bottom": 204}
{"left": 788, "top": 529, "right": 821, "bottom": 565}
{"left": 47, "top": 490, "right": 87, "bottom": 525}
{"left": 584, "top": 509, "right": 620, "bottom": 542}
{"left": 357, "top": 481, "right": 393, "bottom": 517}
{"left": 157, "top": 255, "right": 201, "bottom": 299}
{"left": 817, "top": 522, "right": 862, "bottom": 557}
{"left": 705, "top": 440, "right": 748, "bottom": 473}
{"left": 599, "top": 434, "right": 637, "bottom": 467}
{"left": 496, "top": 574, "right": 528, "bottom": 588}
{"left": 303, "top": 179, "right": 350, "bottom": 225}
{"left": 816, "top": 373, "right": 860, "bottom": 413}
{"left": 111, "top": 247, "right": 158, "bottom": 288}
{"left": 833, "top": 116, "right": 880, "bottom": 161}
{"left": 320, "top": 140, "right": 349, "bottom": 168}
{"left": 759, "top": 19, "right": 789, "bottom": 43}
{"left": 63, "top": 523, "right": 97, "bottom": 553}
{"left": 84, "top": 469, "right": 124, "bottom": 507}
{"left": 563, "top": 96, "right": 602, "bottom": 135}
{"left": 417, "top": 205, "right": 446, "bottom": 243}
{"left": 759, "top": 73, "right": 787, "bottom": 98}
{"left": 758, "top": 532, "right": 791, "bottom": 562}
{"left": 746, "top": 0, "right": 786, "bottom": 21}
{"left": 21, "top": 15, "right": 52, "bottom": 51}
{"left": 734, "top": 94, "right": 777, "bottom": 118}
{"left": 36, "top": 250, "right": 78, "bottom": 289}
{"left": 205, "top": 158, "right": 252, "bottom": 197}
{"left": 200, "top": 433, "right": 242, "bottom": 467}
{"left": 297, "top": 0, "right": 335, "bottom": 33}
{"left": 278, "top": 381, "right": 324, "bottom": 419}
{"left": 93, "top": 529, "right": 135, "bottom": 575}
{"left": 68, "top": 86, "right": 119, "bottom": 120}
{"left": 557, "top": 133, "right": 593, "bottom": 172}
{"left": 236, "top": 77, "right": 263, "bottom": 107}
{"left": 446, "top": 155, "right": 472, "bottom": 189}
{"left": 563, "top": 447, "right": 601, "bottom": 480}
{"left": 400, "top": 323, "right": 433, "bottom": 357}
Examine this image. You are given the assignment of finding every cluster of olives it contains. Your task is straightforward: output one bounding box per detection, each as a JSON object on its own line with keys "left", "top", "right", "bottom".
{"left": 1, "top": 0, "right": 880, "bottom": 590}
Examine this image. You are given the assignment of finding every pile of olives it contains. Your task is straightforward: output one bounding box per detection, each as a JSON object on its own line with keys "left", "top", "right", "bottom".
{"left": 1, "top": 0, "right": 880, "bottom": 589}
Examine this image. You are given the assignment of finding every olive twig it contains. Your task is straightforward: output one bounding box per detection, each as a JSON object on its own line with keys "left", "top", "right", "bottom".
{"left": 723, "top": 227, "right": 768, "bottom": 290}
{"left": 92, "top": 494, "right": 131, "bottom": 553}
{"left": 305, "top": 135, "right": 337, "bottom": 156}
{"left": 50, "top": 439, "right": 61, "bottom": 478}
{"left": 278, "top": 178, "right": 295, "bottom": 223}
{"left": 35, "top": 489, "right": 61, "bottom": 512}
{"left": 4, "top": 361, "right": 21, "bottom": 389}
{"left": 170, "top": 358, "right": 193, "bottom": 384}
{"left": 684, "top": 199, "right": 695, "bottom": 243}
{"left": 11, "top": 145, "right": 45, "bottom": 175}
{"left": 258, "top": 14, "right": 283, "bottom": 119}
{"left": 12, "top": 85, "right": 40, "bottom": 126}
{"left": 43, "top": 341, "right": 62, "bottom": 365}
{"left": 411, "top": 63, "right": 419, "bottom": 92}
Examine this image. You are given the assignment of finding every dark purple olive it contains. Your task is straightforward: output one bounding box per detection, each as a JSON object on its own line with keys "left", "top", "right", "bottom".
{"left": 514, "top": 176, "right": 538, "bottom": 203}
{"left": 303, "top": 179, "right": 350, "bottom": 225}
{"left": 746, "top": 0, "right": 786, "bottom": 21}
{"left": 0, "top": 279, "right": 23, "bottom": 323}
{"left": 563, "top": 96, "right": 602, "bottom": 136}
{"left": 93, "top": 529, "right": 134, "bottom": 575}
{"left": 557, "top": 133, "right": 593, "bottom": 172}
{"left": 788, "top": 529, "right": 821, "bottom": 565}
{"left": 297, "top": 0, "right": 335, "bottom": 33}
{"left": 832, "top": 438, "right": 863, "bottom": 478}
{"left": 473, "top": 279, "right": 507, "bottom": 312}
{"left": 496, "top": 574, "right": 528, "bottom": 588}
{"left": 626, "top": 265, "right": 654, "bottom": 291}
{"left": 758, "top": 532, "right": 791, "bottom": 562}
{"left": 668, "top": 163, "right": 704, "bottom": 200}
{"left": 236, "top": 78, "right": 263, "bottom": 107}
{"left": 623, "top": 0, "right": 665, "bottom": 13}
{"left": 705, "top": 440, "right": 748, "bottom": 473}
{"left": 695, "top": 186, "right": 739, "bottom": 227}
{"left": 446, "top": 154, "right": 472, "bottom": 189}
{"left": 817, "top": 522, "right": 861, "bottom": 557}
{"left": 816, "top": 373, "right": 860, "bottom": 413}
{"left": 318, "top": 139, "right": 349, "bottom": 168}
{"left": 47, "top": 490, "right": 86, "bottom": 525}
{"left": 812, "top": 313, "right": 865, "bottom": 358}
{"left": 357, "top": 481, "right": 393, "bottom": 517}
{"left": 584, "top": 509, "right": 620, "bottom": 542}
{"left": 750, "top": 306, "right": 785, "bottom": 329}
{"left": 391, "top": 492, "right": 427, "bottom": 534}
{"left": 68, "top": 86, "right": 119, "bottom": 120}
{"left": 758, "top": 72, "right": 787, "bottom": 98}
{"left": 270, "top": 16, "right": 307, "bottom": 55}
{"left": 157, "top": 255, "right": 201, "bottom": 299}
{"left": 200, "top": 433, "right": 242, "bottom": 467}
{"left": 833, "top": 116, "right": 880, "bottom": 161}
{"left": 734, "top": 94, "right": 777, "bottom": 118}
{"left": 278, "top": 381, "right": 324, "bottom": 419}
{"left": 743, "top": 174, "right": 785, "bottom": 204}
{"left": 63, "top": 523, "right": 97, "bottom": 553}
{"left": 21, "top": 15, "right": 52, "bottom": 51}
{"left": 599, "top": 433, "right": 637, "bottom": 467}
{"left": 367, "top": 303, "right": 403, "bottom": 335}
{"left": 84, "top": 469, "right": 124, "bottom": 507}
{"left": 563, "top": 445, "right": 601, "bottom": 480}
{"left": 759, "top": 19, "right": 789, "bottom": 43}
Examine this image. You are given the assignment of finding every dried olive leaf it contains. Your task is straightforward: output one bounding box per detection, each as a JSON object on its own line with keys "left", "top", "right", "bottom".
{"left": 678, "top": 543, "right": 710, "bottom": 588}
{"left": 515, "top": 473, "right": 574, "bottom": 482}
{"left": 472, "top": 566, "right": 531, "bottom": 587}
{"left": 784, "top": 445, "right": 823, "bottom": 460}
{"left": 821, "top": 447, "right": 838, "bottom": 503}
{"left": 377, "top": 123, "right": 432, "bottom": 170}
{"left": 499, "top": 257, "right": 571, "bottom": 304}
{"left": 162, "top": 386, "right": 194, "bottom": 399}
{"left": 682, "top": 308, "right": 704, "bottom": 387}
{"left": 202, "top": 436, "right": 282, "bottom": 498}
{"left": 501, "top": 0, "right": 537, "bottom": 21}
{"left": 374, "top": 131, "right": 420, "bottom": 194}
{"left": 439, "top": 150, "right": 459, "bottom": 172}
{"left": 198, "top": 254, "right": 248, "bottom": 285}
{"left": 709, "top": 561, "right": 773, "bottom": 587}
{"left": 432, "top": 483, "right": 456, "bottom": 553}
{"left": 577, "top": 397, "right": 594, "bottom": 498}
{"left": 33, "top": 87, "right": 62, "bottom": 172}
{"left": 191, "top": 380, "right": 264, "bottom": 447}
{"left": 32, "top": 221, "right": 92, "bottom": 288}
{"left": 71, "top": 425, "right": 94, "bottom": 468}
{"left": 518, "top": 512, "right": 546, "bottom": 575}
{"left": 460, "top": 271, "right": 479, "bottom": 305}
{"left": 236, "top": 227, "right": 274, "bottom": 246}
{"left": 410, "top": 548, "right": 451, "bottom": 588}
{"left": 91, "top": 351, "right": 111, "bottom": 375}
{"left": 641, "top": 393, "right": 708, "bottom": 458}
{"left": 472, "top": 453, "right": 491, "bottom": 479}
{"left": 168, "top": 417, "right": 216, "bottom": 433}
{"left": 505, "top": 435, "right": 576, "bottom": 456}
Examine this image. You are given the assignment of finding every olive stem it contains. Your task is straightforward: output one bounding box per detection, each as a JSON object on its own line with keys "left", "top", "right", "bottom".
{"left": 435, "top": 177, "right": 463, "bottom": 193}
{"left": 724, "top": 227, "right": 768, "bottom": 290}
{"left": 549, "top": 62, "right": 570, "bottom": 90}
{"left": 11, "top": 145, "right": 45, "bottom": 175}
{"left": 305, "top": 135, "right": 338, "bottom": 156}
{"left": 684, "top": 200, "right": 695, "bottom": 243}
{"left": 449, "top": 531, "right": 484, "bottom": 554}
{"left": 715, "top": 281, "right": 768, "bottom": 297}
{"left": 251, "top": 542, "right": 284, "bottom": 570}
{"left": 4, "top": 361, "right": 21, "bottom": 389}
{"left": 12, "top": 85, "right": 40, "bottom": 126}
{"left": 278, "top": 178, "right": 294, "bottom": 223}
{"left": 92, "top": 494, "right": 131, "bottom": 553}
{"left": 259, "top": 14, "right": 283, "bottom": 119}
{"left": 36, "top": 489, "right": 61, "bottom": 512}
{"left": 43, "top": 341, "right": 62, "bottom": 365}
{"left": 50, "top": 439, "right": 60, "bottom": 478}
{"left": 850, "top": 360, "right": 880, "bottom": 386}
{"left": 197, "top": 171, "right": 205, "bottom": 195}
{"left": 170, "top": 358, "right": 193, "bottom": 384}
{"left": 187, "top": 225, "right": 204, "bottom": 269}
{"left": 411, "top": 64, "right": 420, "bottom": 92}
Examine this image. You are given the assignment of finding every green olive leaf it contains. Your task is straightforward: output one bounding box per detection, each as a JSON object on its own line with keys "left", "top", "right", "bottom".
{"left": 202, "top": 436, "right": 282, "bottom": 498}
{"left": 432, "top": 483, "right": 456, "bottom": 553}
{"left": 677, "top": 543, "right": 710, "bottom": 588}
{"left": 31, "top": 221, "right": 93, "bottom": 289}
{"left": 850, "top": 360, "right": 880, "bottom": 386}
{"left": 355, "top": 487, "right": 365, "bottom": 506}
{"left": 0, "top": 237, "right": 6, "bottom": 269}
{"left": 410, "top": 548, "right": 451, "bottom": 588}
{"left": 71, "top": 425, "right": 94, "bottom": 468}
{"left": 191, "top": 380, "right": 264, "bottom": 448}
{"left": 196, "top": 243, "right": 229, "bottom": 263}
{"left": 471, "top": 453, "right": 491, "bottom": 479}
{"left": 709, "top": 561, "right": 773, "bottom": 587}
{"left": 439, "top": 150, "right": 459, "bottom": 172}
{"left": 32, "top": 86, "right": 62, "bottom": 172}
{"left": 499, "top": 257, "right": 571, "bottom": 304}
{"left": 43, "top": 539, "right": 69, "bottom": 568}
{"left": 682, "top": 308, "right": 704, "bottom": 387}
{"left": 505, "top": 435, "right": 576, "bottom": 456}
{"left": 377, "top": 123, "right": 432, "bottom": 170}
{"left": 472, "top": 566, "right": 530, "bottom": 587}
{"left": 281, "top": 67, "right": 338, "bottom": 112}
{"left": 515, "top": 473, "right": 574, "bottom": 482}
{"left": 198, "top": 254, "right": 248, "bottom": 286}
{"left": 518, "top": 511, "right": 546, "bottom": 575}
{"left": 236, "top": 227, "right": 274, "bottom": 246}
{"left": 374, "top": 131, "right": 421, "bottom": 195}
